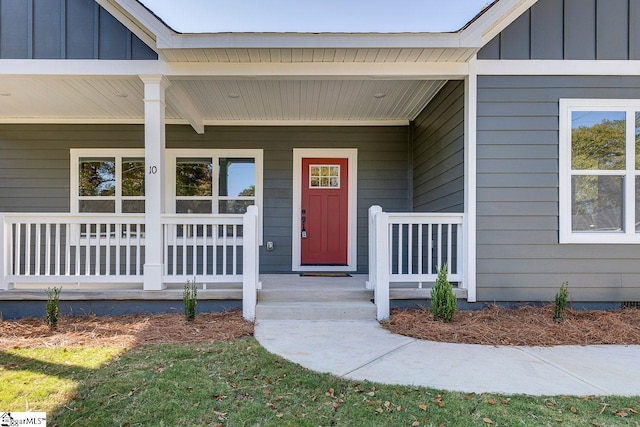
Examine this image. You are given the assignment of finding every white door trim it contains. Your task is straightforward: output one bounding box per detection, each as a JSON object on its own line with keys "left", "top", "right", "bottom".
{"left": 292, "top": 148, "right": 357, "bottom": 272}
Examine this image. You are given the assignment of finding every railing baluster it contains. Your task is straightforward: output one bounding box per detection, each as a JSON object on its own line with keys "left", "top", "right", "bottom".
{"left": 232, "top": 224, "right": 237, "bottom": 276}
{"left": 105, "top": 223, "right": 111, "bottom": 276}
{"left": 203, "top": 223, "right": 208, "bottom": 276}
{"left": 34, "top": 223, "right": 41, "bottom": 276}
{"left": 163, "top": 223, "right": 168, "bottom": 276}
{"left": 15, "top": 224, "right": 22, "bottom": 275}
{"left": 95, "top": 223, "right": 101, "bottom": 276}
{"left": 182, "top": 223, "right": 187, "bottom": 276}
{"left": 125, "top": 224, "right": 131, "bottom": 276}
{"left": 172, "top": 224, "right": 177, "bottom": 277}
{"left": 65, "top": 224, "right": 71, "bottom": 276}
{"left": 397, "top": 224, "right": 403, "bottom": 275}
{"left": 407, "top": 223, "right": 413, "bottom": 275}
{"left": 116, "top": 223, "right": 121, "bottom": 276}
{"left": 417, "top": 223, "right": 423, "bottom": 288}
{"left": 222, "top": 224, "right": 228, "bottom": 276}
{"left": 54, "top": 224, "right": 60, "bottom": 276}
{"left": 437, "top": 224, "right": 443, "bottom": 272}
{"left": 447, "top": 224, "right": 453, "bottom": 273}
{"left": 45, "top": 224, "right": 51, "bottom": 276}
{"left": 85, "top": 223, "right": 91, "bottom": 275}
{"left": 25, "top": 223, "right": 31, "bottom": 276}
{"left": 427, "top": 224, "right": 433, "bottom": 275}
{"left": 212, "top": 224, "right": 218, "bottom": 275}
{"left": 192, "top": 224, "right": 197, "bottom": 276}
{"left": 135, "top": 223, "right": 141, "bottom": 276}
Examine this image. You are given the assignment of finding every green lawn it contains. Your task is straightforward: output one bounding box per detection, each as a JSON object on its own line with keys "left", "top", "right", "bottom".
{"left": 1, "top": 338, "right": 639, "bottom": 426}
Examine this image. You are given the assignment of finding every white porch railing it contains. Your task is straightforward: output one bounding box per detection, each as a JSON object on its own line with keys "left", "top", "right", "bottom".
{"left": 367, "top": 205, "right": 464, "bottom": 321}
{"left": 0, "top": 206, "right": 260, "bottom": 321}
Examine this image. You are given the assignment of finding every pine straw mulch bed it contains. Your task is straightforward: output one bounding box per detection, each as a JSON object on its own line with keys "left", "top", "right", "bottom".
{"left": 0, "top": 310, "right": 253, "bottom": 350}
{"left": 383, "top": 305, "right": 640, "bottom": 346}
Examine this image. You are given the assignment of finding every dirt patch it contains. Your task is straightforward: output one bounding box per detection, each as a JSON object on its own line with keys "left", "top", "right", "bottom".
{"left": 0, "top": 310, "right": 253, "bottom": 350}
{"left": 383, "top": 305, "right": 640, "bottom": 346}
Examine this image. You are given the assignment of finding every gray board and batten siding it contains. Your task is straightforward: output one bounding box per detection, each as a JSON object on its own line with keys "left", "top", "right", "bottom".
{"left": 0, "top": 124, "right": 410, "bottom": 274}
{"left": 411, "top": 80, "right": 464, "bottom": 214}
{"left": 478, "top": 0, "right": 640, "bottom": 60}
{"left": 476, "top": 75, "right": 640, "bottom": 302}
{"left": 0, "top": 0, "right": 157, "bottom": 59}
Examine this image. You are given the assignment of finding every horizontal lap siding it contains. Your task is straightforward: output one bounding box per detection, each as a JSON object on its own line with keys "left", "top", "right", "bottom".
{"left": 412, "top": 81, "right": 464, "bottom": 213}
{"left": 478, "top": 0, "right": 640, "bottom": 60}
{"left": 0, "top": 124, "right": 408, "bottom": 273}
{"left": 477, "top": 75, "right": 640, "bottom": 302}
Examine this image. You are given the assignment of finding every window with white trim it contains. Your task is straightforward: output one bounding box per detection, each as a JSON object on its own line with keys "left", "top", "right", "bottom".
{"left": 71, "top": 149, "right": 145, "bottom": 213}
{"left": 559, "top": 99, "right": 640, "bottom": 243}
{"left": 168, "top": 149, "right": 263, "bottom": 216}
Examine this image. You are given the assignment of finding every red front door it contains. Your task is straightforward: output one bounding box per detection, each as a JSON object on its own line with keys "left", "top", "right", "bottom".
{"left": 301, "top": 158, "right": 348, "bottom": 265}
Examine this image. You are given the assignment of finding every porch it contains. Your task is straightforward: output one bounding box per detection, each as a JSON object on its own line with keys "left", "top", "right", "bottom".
{"left": 0, "top": 207, "right": 465, "bottom": 321}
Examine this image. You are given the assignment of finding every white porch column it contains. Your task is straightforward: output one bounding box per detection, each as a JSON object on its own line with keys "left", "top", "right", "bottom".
{"left": 140, "top": 75, "right": 170, "bottom": 291}
{"left": 463, "top": 59, "right": 477, "bottom": 302}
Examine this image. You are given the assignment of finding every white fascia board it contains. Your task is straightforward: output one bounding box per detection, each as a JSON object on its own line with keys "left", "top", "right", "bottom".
{"left": 461, "top": 0, "right": 539, "bottom": 46}
{"left": 201, "top": 120, "right": 409, "bottom": 126}
{"left": 477, "top": 60, "right": 640, "bottom": 76}
{"left": 108, "top": 0, "right": 175, "bottom": 48}
{"left": 95, "top": 0, "right": 158, "bottom": 52}
{"left": 160, "top": 61, "right": 469, "bottom": 79}
{"left": 159, "top": 32, "right": 473, "bottom": 50}
{"left": 0, "top": 59, "right": 160, "bottom": 76}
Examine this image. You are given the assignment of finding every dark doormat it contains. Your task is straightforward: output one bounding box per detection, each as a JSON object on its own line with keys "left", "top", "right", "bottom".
{"left": 299, "top": 273, "right": 352, "bottom": 277}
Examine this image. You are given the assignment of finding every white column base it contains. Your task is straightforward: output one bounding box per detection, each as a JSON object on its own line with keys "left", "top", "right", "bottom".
{"left": 143, "top": 264, "right": 166, "bottom": 291}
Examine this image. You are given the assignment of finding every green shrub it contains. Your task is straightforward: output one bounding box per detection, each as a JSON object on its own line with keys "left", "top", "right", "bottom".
{"left": 183, "top": 279, "right": 197, "bottom": 322}
{"left": 430, "top": 263, "right": 457, "bottom": 322}
{"left": 45, "top": 287, "right": 61, "bottom": 330}
{"left": 554, "top": 281, "right": 569, "bottom": 322}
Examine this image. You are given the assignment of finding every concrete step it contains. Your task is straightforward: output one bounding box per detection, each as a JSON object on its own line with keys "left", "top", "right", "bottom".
{"left": 258, "top": 288, "right": 373, "bottom": 303}
{"left": 256, "top": 301, "right": 376, "bottom": 321}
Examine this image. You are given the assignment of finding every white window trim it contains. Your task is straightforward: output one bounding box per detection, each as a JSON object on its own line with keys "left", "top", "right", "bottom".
{"left": 70, "top": 148, "right": 145, "bottom": 214}
{"left": 292, "top": 148, "right": 357, "bottom": 272}
{"left": 165, "top": 149, "right": 264, "bottom": 244}
{"left": 559, "top": 99, "right": 640, "bottom": 244}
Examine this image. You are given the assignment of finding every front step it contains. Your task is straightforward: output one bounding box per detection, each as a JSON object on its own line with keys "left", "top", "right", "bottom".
{"left": 256, "top": 301, "right": 376, "bottom": 321}
{"left": 259, "top": 288, "right": 373, "bottom": 302}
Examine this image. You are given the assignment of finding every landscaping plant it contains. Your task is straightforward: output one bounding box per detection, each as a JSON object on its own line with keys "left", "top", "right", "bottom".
{"left": 431, "top": 263, "right": 457, "bottom": 322}
{"left": 554, "top": 281, "right": 569, "bottom": 322}
{"left": 45, "top": 286, "right": 61, "bottom": 330}
{"left": 183, "top": 279, "right": 197, "bottom": 322}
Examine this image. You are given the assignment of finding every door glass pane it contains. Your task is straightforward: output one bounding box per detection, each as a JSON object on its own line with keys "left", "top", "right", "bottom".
{"left": 571, "top": 111, "right": 625, "bottom": 170}
{"left": 79, "top": 158, "right": 115, "bottom": 196}
{"left": 122, "top": 158, "right": 145, "bottom": 196}
{"left": 219, "top": 158, "right": 255, "bottom": 197}
{"left": 122, "top": 200, "right": 145, "bottom": 213}
{"left": 571, "top": 175, "right": 623, "bottom": 232}
{"left": 176, "top": 200, "right": 212, "bottom": 214}
{"left": 309, "top": 164, "right": 340, "bottom": 188}
{"left": 176, "top": 158, "right": 212, "bottom": 197}
{"left": 219, "top": 200, "right": 254, "bottom": 214}
{"left": 79, "top": 200, "right": 115, "bottom": 213}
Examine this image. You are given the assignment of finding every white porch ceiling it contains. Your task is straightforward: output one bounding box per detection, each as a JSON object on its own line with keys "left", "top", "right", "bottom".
{"left": 0, "top": 76, "right": 447, "bottom": 124}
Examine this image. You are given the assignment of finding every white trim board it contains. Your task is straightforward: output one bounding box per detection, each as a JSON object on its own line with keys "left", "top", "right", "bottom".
{"left": 477, "top": 60, "right": 640, "bottom": 76}
{"left": 463, "top": 59, "right": 477, "bottom": 302}
{"left": 292, "top": 148, "right": 358, "bottom": 272}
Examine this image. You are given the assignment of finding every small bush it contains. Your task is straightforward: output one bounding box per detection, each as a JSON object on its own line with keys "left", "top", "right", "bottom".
{"left": 554, "top": 281, "right": 569, "bottom": 322}
{"left": 45, "top": 287, "right": 61, "bottom": 330}
{"left": 183, "top": 279, "right": 197, "bottom": 322}
{"left": 431, "top": 263, "right": 457, "bottom": 322}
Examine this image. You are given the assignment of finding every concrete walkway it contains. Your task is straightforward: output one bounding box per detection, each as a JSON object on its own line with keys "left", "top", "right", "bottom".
{"left": 255, "top": 319, "right": 640, "bottom": 396}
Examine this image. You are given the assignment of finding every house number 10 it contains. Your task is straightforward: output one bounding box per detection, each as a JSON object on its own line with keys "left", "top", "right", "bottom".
{"left": 149, "top": 165, "right": 158, "bottom": 175}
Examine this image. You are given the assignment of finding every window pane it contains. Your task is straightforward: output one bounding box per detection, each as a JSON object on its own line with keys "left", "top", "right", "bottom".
{"left": 176, "top": 200, "right": 212, "bottom": 214}
{"left": 79, "top": 200, "right": 115, "bottom": 213}
{"left": 637, "top": 176, "right": 640, "bottom": 232}
{"left": 571, "top": 111, "right": 625, "bottom": 170}
{"left": 219, "top": 200, "right": 254, "bottom": 214}
{"left": 122, "top": 200, "right": 145, "bottom": 213}
{"left": 571, "top": 175, "right": 623, "bottom": 231}
{"left": 122, "top": 158, "right": 145, "bottom": 197}
{"left": 79, "top": 158, "right": 115, "bottom": 196}
{"left": 176, "top": 158, "right": 212, "bottom": 197}
{"left": 219, "top": 158, "right": 255, "bottom": 197}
